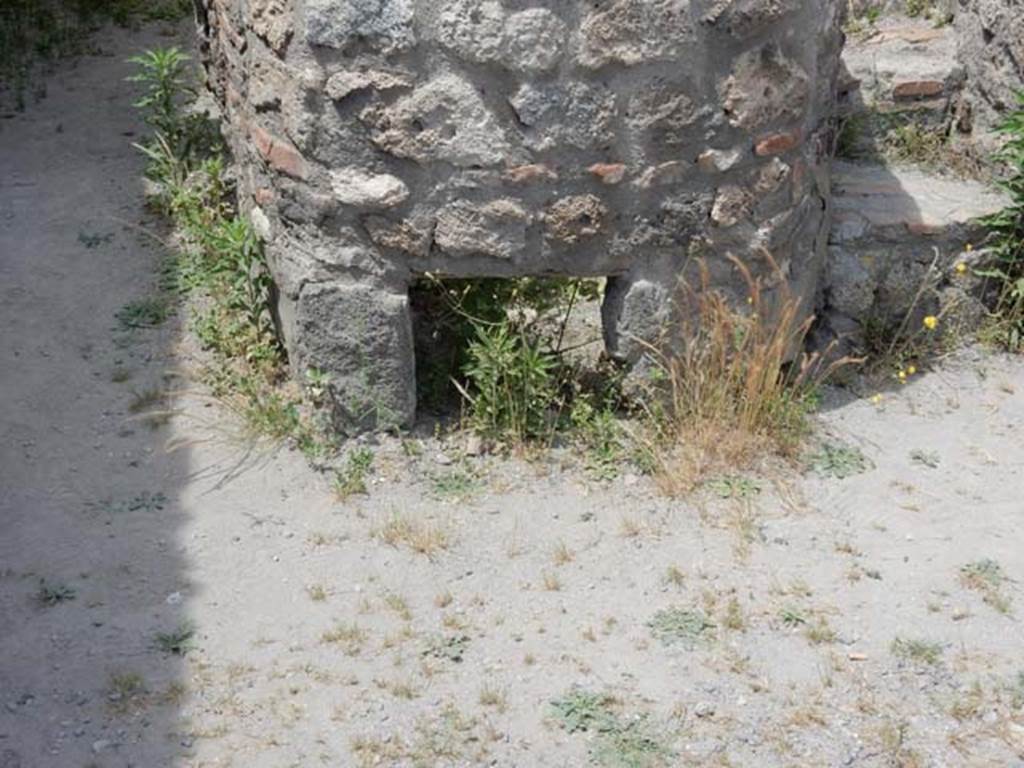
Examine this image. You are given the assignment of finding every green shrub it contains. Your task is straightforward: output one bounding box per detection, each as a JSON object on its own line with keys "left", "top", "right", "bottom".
{"left": 979, "top": 92, "right": 1024, "bottom": 350}
{"left": 458, "top": 320, "right": 558, "bottom": 442}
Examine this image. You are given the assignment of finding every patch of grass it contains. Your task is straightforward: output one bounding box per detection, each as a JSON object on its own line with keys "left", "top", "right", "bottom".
{"left": 374, "top": 512, "right": 451, "bottom": 558}
{"left": 646, "top": 607, "right": 715, "bottom": 648}
{"left": 154, "top": 623, "right": 195, "bottom": 656}
{"left": 384, "top": 593, "right": 412, "bottom": 621}
{"left": 424, "top": 634, "right": 469, "bottom": 663}
{"left": 960, "top": 559, "right": 1013, "bottom": 614}
{"left": 78, "top": 231, "right": 113, "bottom": 248}
{"left": 552, "top": 540, "right": 575, "bottom": 566}
{"left": 721, "top": 596, "right": 746, "bottom": 631}
{"left": 550, "top": 690, "right": 672, "bottom": 767}
{"left": 891, "top": 636, "right": 944, "bottom": 666}
{"left": 36, "top": 579, "right": 75, "bottom": 606}
{"left": 430, "top": 467, "right": 481, "bottom": 502}
{"left": 636, "top": 254, "right": 851, "bottom": 495}
{"left": 333, "top": 447, "right": 374, "bottom": 500}
{"left": 107, "top": 671, "right": 145, "bottom": 714}
{"left": 809, "top": 442, "right": 870, "bottom": 479}
{"left": 128, "top": 386, "right": 166, "bottom": 414}
{"left": 909, "top": 448, "right": 940, "bottom": 468}
{"left": 541, "top": 571, "right": 562, "bottom": 592}
{"left": 321, "top": 623, "right": 367, "bottom": 656}
{"left": 478, "top": 685, "right": 508, "bottom": 712}
{"left": 704, "top": 474, "right": 761, "bottom": 499}
{"left": 960, "top": 558, "right": 1006, "bottom": 590}
{"left": 550, "top": 690, "right": 620, "bottom": 734}
{"left": 663, "top": 566, "right": 685, "bottom": 588}
{"left": 115, "top": 296, "right": 170, "bottom": 330}
{"left": 804, "top": 616, "right": 837, "bottom": 645}
{"left": 883, "top": 124, "right": 948, "bottom": 168}
{"left": 779, "top": 607, "right": 807, "bottom": 628}
{"left": 1008, "top": 671, "right": 1024, "bottom": 709}
{"left": 306, "top": 584, "right": 328, "bottom": 602}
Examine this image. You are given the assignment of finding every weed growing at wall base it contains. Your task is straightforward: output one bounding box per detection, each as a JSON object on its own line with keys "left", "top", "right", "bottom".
{"left": 636, "top": 254, "right": 854, "bottom": 495}
{"left": 979, "top": 92, "right": 1024, "bottom": 350}
{"left": 130, "top": 48, "right": 335, "bottom": 454}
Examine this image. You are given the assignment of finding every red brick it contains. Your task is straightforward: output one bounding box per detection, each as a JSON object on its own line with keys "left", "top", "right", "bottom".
{"left": 587, "top": 162, "right": 627, "bottom": 185}
{"left": 504, "top": 164, "right": 558, "bottom": 184}
{"left": 754, "top": 130, "right": 800, "bottom": 157}
{"left": 892, "top": 80, "right": 945, "bottom": 100}
{"left": 249, "top": 123, "right": 308, "bottom": 179}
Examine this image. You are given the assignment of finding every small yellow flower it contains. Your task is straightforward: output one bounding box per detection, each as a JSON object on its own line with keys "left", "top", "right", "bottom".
{"left": 965, "top": 243, "right": 974, "bottom": 252}
{"left": 907, "top": 365, "right": 917, "bottom": 375}
{"left": 746, "top": 296, "right": 754, "bottom": 304}
{"left": 870, "top": 394, "right": 883, "bottom": 405}
{"left": 955, "top": 262, "right": 968, "bottom": 275}
{"left": 897, "top": 370, "right": 907, "bottom": 382}
{"left": 923, "top": 315, "right": 939, "bottom": 331}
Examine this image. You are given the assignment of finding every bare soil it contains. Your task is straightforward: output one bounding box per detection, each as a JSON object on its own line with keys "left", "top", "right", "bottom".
{"left": 2, "top": 24, "right": 1023, "bottom": 768}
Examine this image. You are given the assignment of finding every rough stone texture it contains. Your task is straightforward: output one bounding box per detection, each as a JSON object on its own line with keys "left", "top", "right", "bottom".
{"left": 955, "top": 0, "right": 1024, "bottom": 142}
{"left": 199, "top": 0, "right": 846, "bottom": 429}
{"left": 825, "top": 161, "right": 1010, "bottom": 337}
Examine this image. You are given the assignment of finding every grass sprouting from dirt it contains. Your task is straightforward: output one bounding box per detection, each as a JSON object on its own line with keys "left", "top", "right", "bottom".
{"left": 635, "top": 253, "right": 854, "bottom": 495}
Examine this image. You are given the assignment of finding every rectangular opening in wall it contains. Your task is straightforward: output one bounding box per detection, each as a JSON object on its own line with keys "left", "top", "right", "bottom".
{"left": 409, "top": 276, "right": 618, "bottom": 431}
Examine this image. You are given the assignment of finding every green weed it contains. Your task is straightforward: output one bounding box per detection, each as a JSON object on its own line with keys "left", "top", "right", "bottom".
{"left": 36, "top": 579, "right": 75, "bottom": 606}
{"left": 809, "top": 442, "right": 870, "bottom": 479}
{"left": 979, "top": 92, "right": 1024, "bottom": 350}
{"left": 322, "top": 622, "right": 367, "bottom": 656}
{"left": 115, "top": 296, "right": 170, "bottom": 329}
{"left": 154, "top": 623, "right": 195, "bottom": 656}
{"left": 550, "top": 690, "right": 672, "bottom": 768}
{"left": 334, "top": 447, "right": 374, "bottom": 500}
{"left": 646, "top": 607, "right": 715, "bottom": 648}
{"left": 961, "top": 559, "right": 1013, "bottom": 614}
{"left": 704, "top": 474, "right": 761, "bottom": 499}
{"left": 430, "top": 467, "right": 481, "bottom": 501}
{"left": 891, "top": 636, "right": 944, "bottom": 666}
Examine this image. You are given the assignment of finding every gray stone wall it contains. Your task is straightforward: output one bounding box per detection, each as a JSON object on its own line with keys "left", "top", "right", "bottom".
{"left": 199, "top": 0, "right": 845, "bottom": 431}
{"left": 955, "top": 0, "right": 1024, "bottom": 142}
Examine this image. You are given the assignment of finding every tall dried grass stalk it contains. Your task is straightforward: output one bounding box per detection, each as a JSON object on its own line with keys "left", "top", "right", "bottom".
{"left": 638, "top": 252, "right": 855, "bottom": 495}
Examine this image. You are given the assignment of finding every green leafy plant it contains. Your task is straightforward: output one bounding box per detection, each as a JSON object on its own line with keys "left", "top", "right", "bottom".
{"left": 979, "top": 92, "right": 1024, "bottom": 350}
{"left": 646, "top": 607, "right": 715, "bottom": 648}
{"left": 891, "top": 636, "right": 944, "bottom": 666}
{"left": 115, "top": 296, "right": 170, "bottom": 329}
{"left": 457, "top": 320, "right": 558, "bottom": 442}
{"left": 128, "top": 47, "right": 191, "bottom": 141}
{"left": 809, "top": 442, "right": 871, "bottom": 479}
{"left": 334, "top": 447, "right": 374, "bottom": 500}
{"left": 550, "top": 690, "right": 672, "bottom": 767}
{"left": 36, "top": 580, "right": 76, "bottom": 606}
{"left": 154, "top": 622, "right": 195, "bottom": 656}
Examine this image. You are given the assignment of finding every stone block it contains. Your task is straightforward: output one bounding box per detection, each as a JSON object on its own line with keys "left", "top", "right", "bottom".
{"left": 294, "top": 281, "right": 416, "bottom": 431}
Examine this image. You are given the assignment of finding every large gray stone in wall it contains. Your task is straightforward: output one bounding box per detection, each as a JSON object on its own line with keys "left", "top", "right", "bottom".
{"left": 294, "top": 282, "right": 416, "bottom": 432}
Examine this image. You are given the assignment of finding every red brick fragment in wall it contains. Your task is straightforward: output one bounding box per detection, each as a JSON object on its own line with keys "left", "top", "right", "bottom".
{"left": 249, "top": 123, "right": 307, "bottom": 179}
{"left": 754, "top": 130, "right": 800, "bottom": 157}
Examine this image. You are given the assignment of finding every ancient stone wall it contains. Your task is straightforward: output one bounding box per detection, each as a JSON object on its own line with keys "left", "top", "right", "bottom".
{"left": 955, "top": 0, "right": 1024, "bottom": 142}
{"left": 198, "top": 0, "right": 845, "bottom": 431}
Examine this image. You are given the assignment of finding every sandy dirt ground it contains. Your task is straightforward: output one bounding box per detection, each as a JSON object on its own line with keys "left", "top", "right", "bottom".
{"left": 2, "top": 24, "right": 1024, "bottom": 768}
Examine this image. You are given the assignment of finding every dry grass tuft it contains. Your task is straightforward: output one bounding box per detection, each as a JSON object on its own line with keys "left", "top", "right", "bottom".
{"left": 637, "top": 253, "right": 855, "bottom": 495}
{"left": 374, "top": 512, "right": 451, "bottom": 558}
